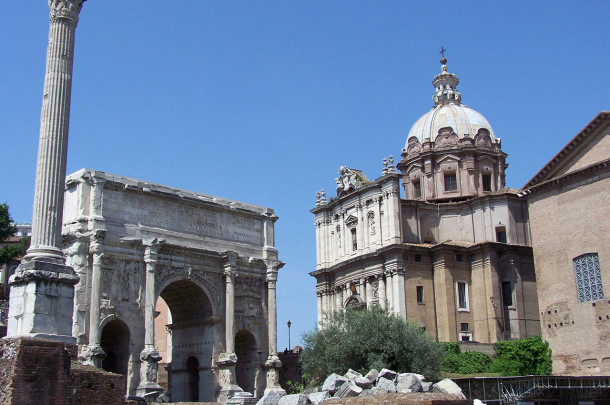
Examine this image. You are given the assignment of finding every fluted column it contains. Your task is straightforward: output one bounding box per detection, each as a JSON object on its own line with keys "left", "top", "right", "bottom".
{"left": 264, "top": 261, "right": 286, "bottom": 396}
{"left": 7, "top": 0, "right": 84, "bottom": 343}
{"left": 217, "top": 252, "right": 242, "bottom": 402}
{"left": 80, "top": 229, "right": 106, "bottom": 367}
{"left": 137, "top": 239, "right": 163, "bottom": 396}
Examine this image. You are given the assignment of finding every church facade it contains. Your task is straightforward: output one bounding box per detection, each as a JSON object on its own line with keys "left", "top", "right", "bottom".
{"left": 311, "top": 60, "right": 541, "bottom": 344}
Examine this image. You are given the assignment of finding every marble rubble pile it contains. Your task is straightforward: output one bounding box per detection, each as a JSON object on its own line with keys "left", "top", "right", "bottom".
{"left": 255, "top": 368, "right": 466, "bottom": 405}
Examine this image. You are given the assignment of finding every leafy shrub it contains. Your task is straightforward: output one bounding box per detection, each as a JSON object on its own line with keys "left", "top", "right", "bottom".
{"left": 491, "top": 335, "right": 552, "bottom": 376}
{"left": 299, "top": 306, "right": 444, "bottom": 385}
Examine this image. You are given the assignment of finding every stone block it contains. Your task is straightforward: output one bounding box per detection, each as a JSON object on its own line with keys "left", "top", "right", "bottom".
{"left": 322, "top": 373, "right": 348, "bottom": 394}
{"left": 307, "top": 391, "right": 330, "bottom": 405}
{"left": 344, "top": 368, "right": 362, "bottom": 380}
{"left": 364, "top": 368, "right": 379, "bottom": 382}
{"left": 375, "top": 377, "right": 396, "bottom": 393}
{"left": 432, "top": 378, "right": 466, "bottom": 399}
{"left": 371, "top": 386, "right": 387, "bottom": 396}
{"left": 277, "top": 393, "right": 308, "bottom": 405}
{"left": 421, "top": 381, "right": 433, "bottom": 392}
{"left": 396, "top": 373, "right": 422, "bottom": 393}
{"left": 378, "top": 368, "right": 397, "bottom": 382}
{"left": 358, "top": 389, "right": 373, "bottom": 397}
{"left": 256, "top": 391, "right": 284, "bottom": 405}
{"left": 414, "top": 373, "right": 425, "bottom": 381}
{"left": 334, "top": 381, "right": 362, "bottom": 398}
{"left": 354, "top": 376, "right": 372, "bottom": 389}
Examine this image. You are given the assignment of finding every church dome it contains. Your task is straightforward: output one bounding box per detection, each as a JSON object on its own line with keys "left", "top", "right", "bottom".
{"left": 406, "top": 59, "right": 495, "bottom": 145}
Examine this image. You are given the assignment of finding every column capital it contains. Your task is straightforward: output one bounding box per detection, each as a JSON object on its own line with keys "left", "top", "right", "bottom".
{"left": 143, "top": 238, "right": 164, "bottom": 264}
{"left": 88, "top": 229, "right": 106, "bottom": 255}
{"left": 49, "top": 0, "right": 85, "bottom": 24}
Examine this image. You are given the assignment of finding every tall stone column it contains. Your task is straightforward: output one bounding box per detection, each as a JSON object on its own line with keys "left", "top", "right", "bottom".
{"left": 79, "top": 229, "right": 106, "bottom": 367}
{"left": 7, "top": 0, "right": 84, "bottom": 344}
{"left": 264, "top": 261, "right": 286, "bottom": 396}
{"left": 394, "top": 268, "right": 407, "bottom": 320}
{"left": 137, "top": 239, "right": 164, "bottom": 396}
{"left": 316, "top": 291, "right": 323, "bottom": 325}
{"left": 217, "top": 252, "right": 242, "bottom": 402}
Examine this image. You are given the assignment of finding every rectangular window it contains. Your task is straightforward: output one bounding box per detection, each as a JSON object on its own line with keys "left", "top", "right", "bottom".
{"left": 496, "top": 227, "right": 507, "bottom": 243}
{"left": 444, "top": 173, "right": 458, "bottom": 192}
{"left": 482, "top": 174, "right": 492, "bottom": 192}
{"left": 456, "top": 253, "right": 464, "bottom": 262}
{"left": 470, "top": 253, "right": 476, "bottom": 263}
{"left": 502, "top": 281, "right": 513, "bottom": 307}
{"left": 415, "top": 254, "right": 422, "bottom": 263}
{"left": 460, "top": 334, "right": 471, "bottom": 342}
{"left": 456, "top": 281, "right": 469, "bottom": 311}
{"left": 416, "top": 286, "right": 424, "bottom": 303}
{"left": 413, "top": 180, "right": 422, "bottom": 199}
{"left": 351, "top": 228, "right": 357, "bottom": 251}
{"left": 574, "top": 253, "right": 604, "bottom": 303}
{"left": 460, "top": 323, "right": 469, "bottom": 332}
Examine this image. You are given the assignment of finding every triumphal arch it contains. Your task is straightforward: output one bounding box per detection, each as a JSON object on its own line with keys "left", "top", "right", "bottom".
{"left": 61, "top": 168, "right": 284, "bottom": 402}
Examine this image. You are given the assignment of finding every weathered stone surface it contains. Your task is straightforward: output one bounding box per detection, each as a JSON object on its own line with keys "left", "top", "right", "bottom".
{"left": 303, "top": 386, "right": 322, "bottom": 395}
{"left": 375, "top": 377, "right": 396, "bottom": 393}
{"left": 354, "top": 376, "right": 372, "bottom": 389}
{"left": 358, "top": 389, "right": 373, "bottom": 397}
{"left": 421, "top": 381, "right": 433, "bottom": 392}
{"left": 278, "top": 393, "right": 309, "bottom": 405}
{"left": 256, "top": 391, "right": 285, "bottom": 405}
{"left": 371, "top": 387, "right": 387, "bottom": 396}
{"left": 322, "top": 373, "right": 349, "bottom": 394}
{"left": 396, "top": 373, "right": 422, "bottom": 393}
{"left": 344, "top": 369, "right": 362, "bottom": 380}
{"left": 320, "top": 392, "right": 471, "bottom": 404}
{"left": 364, "top": 369, "right": 379, "bottom": 383}
{"left": 334, "top": 381, "right": 362, "bottom": 398}
{"left": 432, "top": 379, "right": 466, "bottom": 399}
{"left": 378, "top": 368, "right": 397, "bottom": 382}
{"left": 414, "top": 373, "right": 425, "bottom": 382}
{"left": 307, "top": 391, "right": 330, "bottom": 405}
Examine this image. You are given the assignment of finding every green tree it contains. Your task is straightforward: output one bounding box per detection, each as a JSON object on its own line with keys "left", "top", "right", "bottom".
{"left": 300, "top": 306, "right": 444, "bottom": 385}
{"left": 0, "top": 203, "right": 27, "bottom": 266}
{"left": 440, "top": 343, "right": 493, "bottom": 375}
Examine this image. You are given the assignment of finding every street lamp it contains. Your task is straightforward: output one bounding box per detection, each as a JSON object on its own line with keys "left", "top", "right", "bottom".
{"left": 287, "top": 320, "right": 292, "bottom": 351}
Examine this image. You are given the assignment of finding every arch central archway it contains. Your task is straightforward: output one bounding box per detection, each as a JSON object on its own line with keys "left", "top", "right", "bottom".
{"left": 155, "top": 279, "right": 214, "bottom": 402}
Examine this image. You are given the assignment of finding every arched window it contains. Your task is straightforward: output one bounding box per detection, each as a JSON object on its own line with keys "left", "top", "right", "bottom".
{"left": 573, "top": 253, "right": 604, "bottom": 303}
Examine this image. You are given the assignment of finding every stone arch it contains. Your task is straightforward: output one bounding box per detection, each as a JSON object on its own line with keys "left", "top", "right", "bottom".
{"left": 156, "top": 274, "right": 219, "bottom": 319}
{"left": 100, "top": 318, "right": 130, "bottom": 376}
{"left": 235, "top": 329, "right": 258, "bottom": 395}
{"left": 156, "top": 279, "right": 215, "bottom": 402}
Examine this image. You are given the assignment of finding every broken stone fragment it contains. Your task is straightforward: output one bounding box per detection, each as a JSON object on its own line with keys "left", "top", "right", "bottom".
{"left": 421, "top": 381, "right": 433, "bottom": 392}
{"left": 307, "top": 390, "right": 330, "bottom": 405}
{"left": 358, "top": 389, "right": 373, "bottom": 397}
{"left": 354, "top": 376, "right": 373, "bottom": 389}
{"left": 364, "top": 368, "right": 379, "bottom": 382}
{"left": 322, "top": 373, "right": 349, "bottom": 395}
{"left": 396, "top": 373, "right": 423, "bottom": 393}
{"left": 432, "top": 378, "right": 466, "bottom": 399}
{"left": 278, "top": 393, "right": 309, "bottom": 405}
{"left": 378, "top": 368, "right": 397, "bottom": 382}
{"left": 334, "top": 381, "right": 362, "bottom": 398}
{"left": 375, "top": 376, "right": 397, "bottom": 393}
{"left": 371, "top": 386, "right": 388, "bottom": 396}
{"left": 255, "top": 390, "right": 284, "bottom": 405}
{"left": 344, "top": 368, "right": 362, "bottom": 380}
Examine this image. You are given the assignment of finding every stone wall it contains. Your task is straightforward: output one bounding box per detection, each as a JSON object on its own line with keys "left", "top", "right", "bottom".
{"left": 0, "top": 337, "right": 128, "bottom": 405}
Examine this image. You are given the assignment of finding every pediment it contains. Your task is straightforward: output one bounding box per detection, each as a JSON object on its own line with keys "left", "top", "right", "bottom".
{"left": 345, "top": 214, "right": 358, "bottom": 227}
{"left": 436, "top": 154, "right": 461, "bottom": 164}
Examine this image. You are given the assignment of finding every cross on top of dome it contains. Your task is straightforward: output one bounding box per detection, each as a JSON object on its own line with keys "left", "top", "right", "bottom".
{"left": 432, "top": 49, "right": 462, "bottom": 106}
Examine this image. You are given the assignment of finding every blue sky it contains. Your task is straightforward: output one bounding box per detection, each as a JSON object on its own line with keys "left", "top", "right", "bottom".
{"left": 1, "top": 1, "right": 608, "bottom": 349}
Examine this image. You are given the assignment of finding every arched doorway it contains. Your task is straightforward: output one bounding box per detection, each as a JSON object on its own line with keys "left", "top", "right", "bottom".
{"left": 100, "top": 319, "right": 130, "bottom": 376}
{"left": 155, "top": 280, "right": 213, "bottom": 402}
{"left": 235, "top": 330, "right": 257, "bottom": 394}
{"left": 186, "top": 356, "right": 199, "bottom": 401}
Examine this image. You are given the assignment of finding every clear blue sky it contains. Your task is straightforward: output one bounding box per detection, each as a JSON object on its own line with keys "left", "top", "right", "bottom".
{"left": 1, "top": 1, "right": 608, "bottom": 349}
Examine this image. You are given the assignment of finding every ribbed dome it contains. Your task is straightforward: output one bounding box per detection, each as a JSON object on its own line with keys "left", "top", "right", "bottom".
{"left": 407, "top": 60, "right": 495, "bottom": 145}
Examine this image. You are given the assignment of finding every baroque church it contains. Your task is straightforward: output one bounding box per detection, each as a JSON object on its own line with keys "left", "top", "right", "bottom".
{"left": 311, "top": 58, "right": 541, "bottom": 344}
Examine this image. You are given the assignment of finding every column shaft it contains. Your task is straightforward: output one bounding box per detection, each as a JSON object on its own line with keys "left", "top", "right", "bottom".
{"left": 225, "top": 268, "right": 236, "bottom": 353}
{"left": 378, "top": 275, "right": 386, "bottom": 309}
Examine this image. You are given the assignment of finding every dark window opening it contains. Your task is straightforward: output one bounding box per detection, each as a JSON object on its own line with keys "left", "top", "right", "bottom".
{"left": 415, "top": 254, "right": 422, "bottom": 262}
{"left": 482, "top": 174, "right": 492, "bottom": 192}
{"left": 460, "top": 323, "right": 469, "bottom": 332}
{"left": 496, "top": 227, "right": 507, "bottom": 243}
{"left": 444, "top": 173, "right": 458, "bottom": 192}
{"left": 502, "top": 281, "right": 513, "bottom": 307}
{"left": 416, "top": 286, "right": 424, "bottom": 303}
{"left": 351, "top": 228, "right": 357, "bottom": 251}
{"left": 456, "top": 253, "right": 464, "bottom": 262}
{"left": 470, "top": 253, "right": 476, "bottom": 262}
